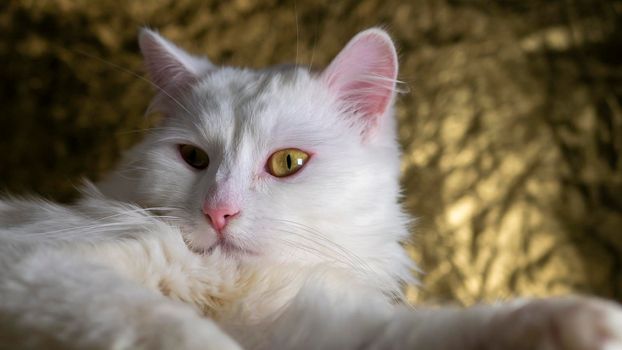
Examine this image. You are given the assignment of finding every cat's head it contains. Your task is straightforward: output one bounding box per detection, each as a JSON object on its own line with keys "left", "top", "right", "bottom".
{"left": 100, "top": 28, "right": 414, "bottom": 292}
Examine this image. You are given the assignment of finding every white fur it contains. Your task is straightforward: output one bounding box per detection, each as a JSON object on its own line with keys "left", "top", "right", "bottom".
{"left": 1, "top": 28, "right": 622, "bottom": 350}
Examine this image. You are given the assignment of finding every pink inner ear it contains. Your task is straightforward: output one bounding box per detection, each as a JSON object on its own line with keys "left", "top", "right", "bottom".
{"left": 322, "top": 30, "right": 398, "bottom": 122}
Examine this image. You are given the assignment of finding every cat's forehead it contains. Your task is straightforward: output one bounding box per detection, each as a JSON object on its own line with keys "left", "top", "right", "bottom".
{"left": 176, "top": 65, "right": 333, "bottom": 147}
{"left": 192, "top": 65, "right": 311, "bottom": 109}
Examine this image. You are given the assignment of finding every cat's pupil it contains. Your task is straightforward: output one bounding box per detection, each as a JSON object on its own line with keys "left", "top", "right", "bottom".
{"left": 286, "top": 154, "right": 292, "bottom": 169}
{"left": 179, "top": 144, "right": 209, "bottom": 170}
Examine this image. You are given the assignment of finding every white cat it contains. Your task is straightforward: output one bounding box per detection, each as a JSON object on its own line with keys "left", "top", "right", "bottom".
{"left": 1, "top": 28, "right": 621, "bottom": 350}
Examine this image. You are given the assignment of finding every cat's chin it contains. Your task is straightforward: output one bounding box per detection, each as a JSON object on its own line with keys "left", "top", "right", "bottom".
{"left": 208, "top": 240, "right": 258, "bottom": 257}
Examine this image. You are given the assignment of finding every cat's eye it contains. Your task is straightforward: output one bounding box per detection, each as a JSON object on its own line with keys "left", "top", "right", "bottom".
{"left": 267, "top": 149, "right": 310, "bottom": 177}
{"left": 179, "top": 144, "right": 210, "bottom": 170}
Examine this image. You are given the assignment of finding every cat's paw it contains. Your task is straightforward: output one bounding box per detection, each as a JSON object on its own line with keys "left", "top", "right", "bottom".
{"left": 490, "top": 297, "right": 622, "bottom": 350}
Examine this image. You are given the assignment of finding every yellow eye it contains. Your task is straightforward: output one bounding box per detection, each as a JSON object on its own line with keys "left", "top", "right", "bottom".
{"left": 267, "top": 148, "right": 310, "bottom": 177}
{"left": 179, "top": 144, "right": 209, "bottom": 170}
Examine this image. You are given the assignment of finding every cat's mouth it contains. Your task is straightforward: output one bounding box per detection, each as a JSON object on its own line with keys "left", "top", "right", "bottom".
{"left": 185, "top": 236, "right": 256, "bottom": 257}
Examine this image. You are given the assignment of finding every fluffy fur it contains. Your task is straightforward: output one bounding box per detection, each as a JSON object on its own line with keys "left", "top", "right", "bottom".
{"left": 1, "top": 28, "right": 622, "bottom": 350}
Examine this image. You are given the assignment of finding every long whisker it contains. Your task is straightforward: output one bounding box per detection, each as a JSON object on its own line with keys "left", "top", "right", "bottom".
{"left": 263, "top": 218, "right": 383, "bottom": 281}
{"left": 10, "top": 206, "right": 183, "bottom": 239}
{"left": 271, "top": 236, "right": 339, "bottom": 262}
{"left": 11, "top": 222, "right": 145, "bottom": 240}
{"left": 308, "top": 21, "right": 318, "bottom": 69}
{"left": 232, "top": 227, "right": 358, "bottom": 272}
{"left": 267, "top": 218, "right": 377, "bottom": 274}
{"left": 115, "top": 126, "right": 189, "bottom": 136}
{"left": 69, "top": 48, "right": 194, "bottom": 116}
{"left": 270, "top": 227, "right": 362, "bottom": 268}
{"left": 77, "top": 206, "right": 184, "bottom": 221}
{"left": 294, "top": 0, "right": 299, "bottom": 66}
{"left": 267, "top": 233, "right": 383, "bottom": 286}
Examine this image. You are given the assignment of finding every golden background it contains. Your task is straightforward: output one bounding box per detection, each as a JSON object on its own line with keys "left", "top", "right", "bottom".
{"left": 1, "top": 0, "right": 621, "bottom": 305}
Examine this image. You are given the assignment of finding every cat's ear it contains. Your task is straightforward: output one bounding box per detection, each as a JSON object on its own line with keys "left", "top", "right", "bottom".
{"left": 139, "top": 28, "right": 213, "bottom": 92}
{"left": 321, "top": 28, "right": 398, "bottom": 136}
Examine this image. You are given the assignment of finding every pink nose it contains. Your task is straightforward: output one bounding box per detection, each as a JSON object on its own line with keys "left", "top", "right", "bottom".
{"left": 202, "top": 204, "right": 240, "bottom": 232}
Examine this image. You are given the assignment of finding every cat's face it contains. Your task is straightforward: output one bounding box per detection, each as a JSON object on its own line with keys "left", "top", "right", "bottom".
{"left": 102, "top": 29, "right": 413, "bottom": 289}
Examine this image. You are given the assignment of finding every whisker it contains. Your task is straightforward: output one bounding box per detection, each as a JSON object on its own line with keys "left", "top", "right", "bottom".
{"left": 15, "top": 222, "right": 145, "bottom": 239}
{"left": 10, "top": 206, "right": 183, "bottom": 239}
{"left": 267, "top": 218, "right": 377, "bottom": 274}
{"left": 115, "top": 126, "right": 187, "bottom": 136}
{"left": 68, "top": 48, "right": 194, "bottom": 117}
{"left": 266, "top": 221, "right": 382, "bottom": 281}
{"left": 271, "top": 236, "right": 336, "bottom": 262}
{"left": 271, "top": 227, "right": 361, "bottom": 267}
{"left": 308, "top": 21, "right": 318, "bottom": 69}
{"left": 268, "top": 234, "right": 384, "bottom": 286}
{"left": 294, "top": 0, "right": 299, "bottom": 66}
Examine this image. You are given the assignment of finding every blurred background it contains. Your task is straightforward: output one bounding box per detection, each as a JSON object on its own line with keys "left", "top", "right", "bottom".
{"left": 1, "top": 0, "right": 621, "bottom": 305}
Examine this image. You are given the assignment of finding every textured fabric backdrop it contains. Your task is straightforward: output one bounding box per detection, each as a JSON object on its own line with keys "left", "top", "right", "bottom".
{"left": 1, "top": 0, "right": 621, "bottom": 305}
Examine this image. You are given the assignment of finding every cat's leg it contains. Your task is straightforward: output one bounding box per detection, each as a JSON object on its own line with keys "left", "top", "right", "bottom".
{"left": 374, "top": 296, "right": 622, "bottom": 350}
{"left": 242, "top": 283, "right": 622, "bottom": 350}
{"left": 0, "top": 247, "right": 241, "bottom": 350}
